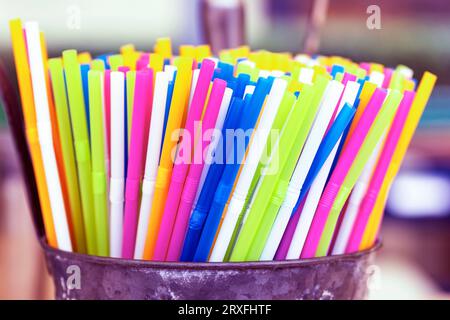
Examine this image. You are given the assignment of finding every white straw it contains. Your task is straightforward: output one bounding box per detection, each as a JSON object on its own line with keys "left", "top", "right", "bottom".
{"left": 25, "top": 21, "right": 72, "bottom": 251}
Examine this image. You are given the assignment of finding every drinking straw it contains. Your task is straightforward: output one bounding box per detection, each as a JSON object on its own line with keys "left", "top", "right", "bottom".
{"left": 232, "top": 91, "right": 307, "bottom": 261}
{"left": 342, "top": 91, "right": 415, "bottom": 254}
{"left": 389, "top": 70, "right": 405, "bottom": 91}
{"left": 95, "top": 54, "right": 110, "bottom": 69}
{"left": 261, "top": 80, "right": 357, "bottom": 260}
{"left": 297, "top": 81, "right": 361, "bottom": 208}
{"left": 234, "top": 73, "right": 251, "bottom": 99}
{"left": 63, "top": 49, "right": 97, "bottom": 254}
{"left": 396, "top": 64, "right": 414, "bottom": 80}
{"left": 162, "top": 79, "right": 175, "bottom": 145}
{"left": 382, "top": 68, "right": 393, "bottom": 89}
{"left": 180, "top": 97, "right": 244, "bottom": 261}
{"left": 300, "top": 89, "right": 394, "bottom": 258}
{"left": 242, "top": 79, "right": 339, "bottom": 261}
{"left": 213, "top": 78, "right": 288, "bottom": 262}
{"left": 9, "top": 19, "right": 57, "bottom": 247}
{"left": 231, "top": 82, "right": 326, "bottom": 262}
{"left": 149, "top": 53, "right": 164, "bottom": 75}
{"left": 166, "top": 80, "right": 227, "bottom": 261}
{"left": 195, "top": 45, "right": 212, "bottom": 62}
{"left": 369, "top": 71, "right": 385, "bottom": 88}
{"left": 152, "top": 60, "right": 215, "bottom": 260}
{"left": 109, "top": 71, "right": 126, "bottom": 258}
{"left": 359, "top": 72, "right": 437, "bottom": 249}
{"left": 126, "top": 71, "right": 136, "bottom": 146}
{"left": 122, "top": 48, "right": 137, "bottom": 71}
{"left": 154, "top": 37, "right": 172, "bottom": 60}
{"left": 341, "top": 82, "right": 377, "bottom": 151}
{"left": 88, "top": 70, "right": 109, "bottom": 256}
{"left": 143, "top": 57, "right": 193, "bottom": 260}
{"left": 298, "top": 67, "right": 314, "bottom": 84}
{"left": 122, "top": 69, "right": 153, "bottom": 259}
{"left": 330, "top": 131, "right": 387, "bottom": 255}
{"left": 180, "top": 45, "right": 196, "bottom": 58}
{"left": 103, "top": 70, "right": 111, "bottom": 175}
{"left": 133, "top": 72, "right": 170, "bottom": 259}
{"left": 194, "top": 78, "right": 270, "bottom": 262}
{"left": 25, "top": 22, "right": 72, "bottom": 251}
{"left": 91, "top": 59, "right": 105, "bottom": 71}
{"left": 188, "top": 69, "right": 200, "bottom": 110}
{"left": 109, "top": 54, "right": 123, "bottom": 71}
{"left": 115, "top": 67, "right": 129, "bottom": 176}
{"left": 40, "top": 32, "right": 74, "bottom": 246}
{"left": 48, "top": 58, "right": 86, "bottom": 253}
{"left": 285, "top": 104, "right": 356, "bottom": 260}
{"left": 315, "top": 90, "right": 402, "bottom": 256}
{"left": 80, "top": 64, "right": 91, "bottom": 135}
{"left": 221, "top": 88, "right": 297, "bottom": 261}
{"left": 192, "top": 88, "right": 233, "bottom": 216}
{"left": 78, "top": 52, "right": 92, "bottom": 64}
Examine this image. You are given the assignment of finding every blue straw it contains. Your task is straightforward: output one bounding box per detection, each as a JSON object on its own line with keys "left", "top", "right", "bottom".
{"left": 180, "top": 97, "right": 244, "bottom": 261}
{"left": 293, "top": 103, "right": 356, "bottom": 212}
{"left": 193, "top": 77, "right": 271, "bottom": 262}
{"left": 80, "top": 64, "right": 90, "bottom": 136}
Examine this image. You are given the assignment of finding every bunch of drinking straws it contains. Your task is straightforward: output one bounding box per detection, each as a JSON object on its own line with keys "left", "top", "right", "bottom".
{"left": 8, "top": 18, "right": 436, "bottom": 263}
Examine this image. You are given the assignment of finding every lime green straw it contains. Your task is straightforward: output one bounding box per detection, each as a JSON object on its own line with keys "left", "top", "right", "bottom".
{"left": 91, "top": 59, "right": 105, "bottom": 71}
{"left": 62, "top": 49, "right": 97, "bottom": 255}
{"left": 219, "top": 52, "right": 234, "bottom": 64}
{"left": 126, "top": 70, "right": 136, "bottom": 149}
{"left": 88, "top": 70, "right": 109, "bottom": 257}
{"left": 236, "top": 63, "right": 259, "bottom": 82}
{"left": 48, "top": 58, "right": 87, "bottom": 254}
{"left": 316, "top": 90, "right": 403, "bottom": 256}
{"left": 109, "top": 54, "right": 123, "bottom": 71}
{"left": 231, "top": 76, "right": 329, "bottom": 261}
{"left": 223, "top": 91, "right": 297, "bottom": 261}
{"left": 389, "top": 70, "right": 405, "bottom": 91}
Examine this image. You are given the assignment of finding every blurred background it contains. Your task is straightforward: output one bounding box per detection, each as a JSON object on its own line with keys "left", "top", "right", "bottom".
{"left": 0, "top": 0, "right": 449, "bottom": 299}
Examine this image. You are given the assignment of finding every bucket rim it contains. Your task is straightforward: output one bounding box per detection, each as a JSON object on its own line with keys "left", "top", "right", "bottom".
{"left": 41, "top": 237, "right": 381, "bottom": 270}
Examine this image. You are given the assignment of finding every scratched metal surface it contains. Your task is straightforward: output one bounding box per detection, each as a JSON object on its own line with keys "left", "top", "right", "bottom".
{"left": 43, "top": 239, "right": 378, "bottom": 300}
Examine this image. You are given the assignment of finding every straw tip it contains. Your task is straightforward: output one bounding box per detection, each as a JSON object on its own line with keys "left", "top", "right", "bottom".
{"left": 62, "top": 49, "right": 78, "bottom": 59}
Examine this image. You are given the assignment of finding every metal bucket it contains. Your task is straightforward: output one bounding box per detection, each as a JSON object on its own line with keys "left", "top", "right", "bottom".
{"left": 42, "top": 239, "right": 379, "bottom": 300}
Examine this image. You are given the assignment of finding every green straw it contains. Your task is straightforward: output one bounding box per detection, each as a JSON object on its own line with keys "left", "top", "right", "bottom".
{"left": 62, "top": 49, "right": 97, "bottom": 255}
{"left": 223, "top": 91, "right": 296, "bottom": 261}
{"left": 230, "top": 76, "right": 329, "bottom": 261}
{"left": 48, "top": 58, "right": 87, "bottom": 254}
{"left": 91, "top": 59, "right": 105, "bottom": 71}
{"left": 88, "top": 70, "right": 109, "bottom": 257}
{"left": 316, "top": 90, "right": 403, "bottom": 256}
{"left": 109, "top": 54, "right": 123, "bottom": 71}
{"left": 126, "top": 70, "right": 136, "bottom": 149}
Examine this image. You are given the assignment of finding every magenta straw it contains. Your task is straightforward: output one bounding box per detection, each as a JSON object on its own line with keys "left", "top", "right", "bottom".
{"left": 300, "top": 88, "right": 387, "bottom": 259}
{"left": 345, "top": 90, "right": 415, "bottom": 253}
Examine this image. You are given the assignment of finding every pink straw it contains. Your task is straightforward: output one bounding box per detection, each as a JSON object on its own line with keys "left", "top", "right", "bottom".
{"left": 344, "top": 90, "right": 415, "bottom": 253}
{"left": 165, "top": 79, "right": 226, "bottom": 261}
{"left": 382, "top": 68, "right": 393, "bottom": 89}
{"left": 152, "top": 59, "right": 215, "bottom": 260}
{"left": 359, "top": 62, "right": 371, "bottom": 74}
{"left": 121, "top": 69, "right": 153, "bottom": 258}
{"left": 300, "top": 88, "right": 387, "bottom": 258}
{"left": 104, "top": 70, "right": 111, "bottom": 172}
{"left": 136, "top": 53, "right": 150, "bottom": 70}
